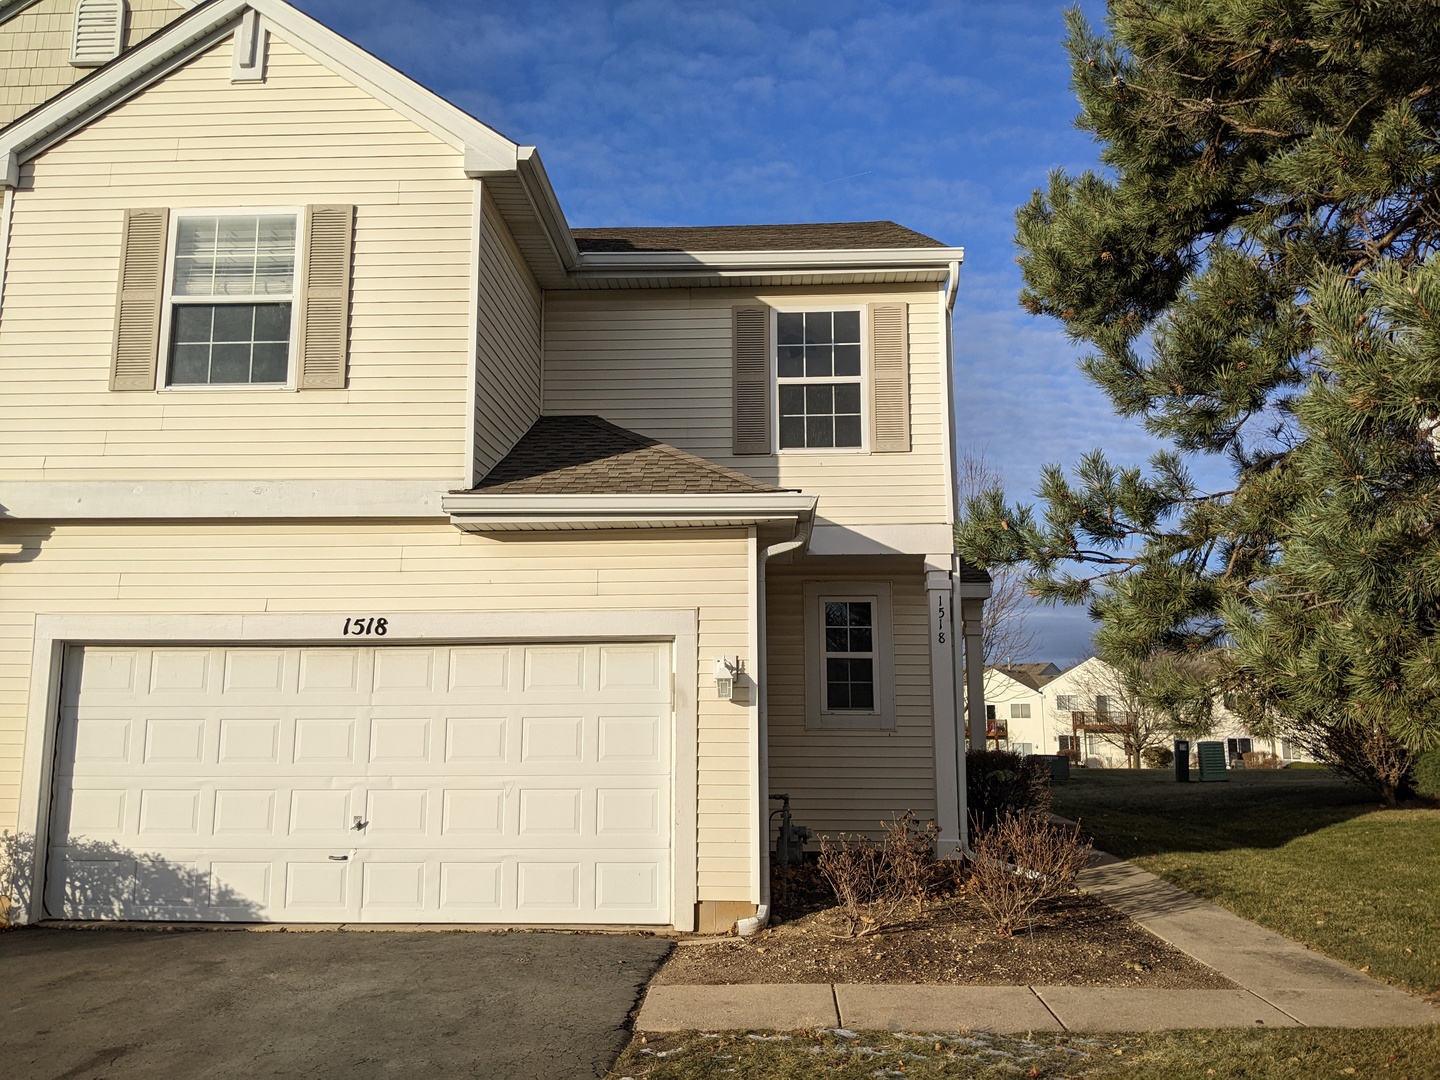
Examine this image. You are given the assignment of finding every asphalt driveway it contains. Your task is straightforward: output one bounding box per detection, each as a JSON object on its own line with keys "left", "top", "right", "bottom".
{"left": 0, "top": 927, "right": 672, "bottom": 1079}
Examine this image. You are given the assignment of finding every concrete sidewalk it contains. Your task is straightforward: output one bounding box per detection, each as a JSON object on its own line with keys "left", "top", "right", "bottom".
{"left": 636, "top": 853, "right": 1440, "bottom": 1034}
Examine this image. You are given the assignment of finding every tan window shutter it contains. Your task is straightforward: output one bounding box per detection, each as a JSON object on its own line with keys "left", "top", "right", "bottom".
{"left": 297, "top": 204, "right": 354, "bottom": 389}
{"left": 869, "top": 302, "right": 910, "bottom": 453}
{"left": 109, "top": 207, "right": 168, "bottom": 391}
{"left": 733, "top": 305, "right": 770, "bottom": 455}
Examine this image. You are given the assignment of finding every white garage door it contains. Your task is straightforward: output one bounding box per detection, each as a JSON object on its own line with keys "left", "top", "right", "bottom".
{"left": 47, "top": 642, "right": 673, "bottom": 924}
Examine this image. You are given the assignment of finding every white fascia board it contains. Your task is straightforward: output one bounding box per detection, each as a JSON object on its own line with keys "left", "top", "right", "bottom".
{"left": 443, "top": 492, "right": 817, "bottom": 532}
{"left": 573, "top": 246, "right": 966, "bottom": 274}
{"left": 1, "top": 0, "right": 520, "bottom": 181}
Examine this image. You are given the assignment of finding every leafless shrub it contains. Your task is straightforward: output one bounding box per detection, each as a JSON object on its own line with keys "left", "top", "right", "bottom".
{"left": 967, "top": 816, "right": 1092, "bottom": 938}
{"left": 816, "top": 811, "right": 939, "bottom": 937}
{"left": 1242, "top": 750, "right": 1283, "bottom": 770}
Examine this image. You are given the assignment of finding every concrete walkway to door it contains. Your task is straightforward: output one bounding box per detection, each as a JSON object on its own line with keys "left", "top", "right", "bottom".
{"left": 0, "top": 927, "right": 672, "bottom": 1079}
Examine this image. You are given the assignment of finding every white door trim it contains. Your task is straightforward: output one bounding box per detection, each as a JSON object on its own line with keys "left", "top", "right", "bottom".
{"left": 17, "top": 609, "right": 700, "bottom": 930}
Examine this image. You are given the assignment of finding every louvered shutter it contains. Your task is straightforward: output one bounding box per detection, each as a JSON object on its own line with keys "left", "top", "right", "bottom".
{"left": 71, "top": 0, "right": 125, "bottom": 66}
{"left": 109, "top": 207, "right": 168, "bottom": 391}
{"left": 869, "top": 302, "right": 910, "bottom": 452}
{"left": 297, "top": 205, "right": 354, "bottom": 389}
{"left": 733, "top": 305, "right": 770, "bottom": 455}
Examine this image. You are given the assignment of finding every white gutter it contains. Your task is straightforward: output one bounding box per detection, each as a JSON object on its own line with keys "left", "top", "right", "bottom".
{"left": 942, "top": 259, "right": 962, "bottom": 527}
{"left": 736, "top": 533, "right": 808, "bottom": 938}
{"left": 443, "top": 492, "right": 818, "bottom": 534}
{"left": 0, "top": 184, "right": 13, "bottom": 317}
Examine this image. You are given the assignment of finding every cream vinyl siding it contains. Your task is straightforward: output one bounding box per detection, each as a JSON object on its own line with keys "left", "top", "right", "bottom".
{"left": 543, "top": 287, "right": 949, "bottom": 527}
{"left": 765, "top": 557, "right": 936, "bottom": 836}
{"left": 474, "top": 192, "right": 542, "bottom": 480}
{"left": 0, "top": 34, "right": 473, "bottom": 481}
{"left": 0, "top": 0, "right": 185, "bottom": 126}
{"left": 0, "top": 523, "right": 755, "bottom": 901}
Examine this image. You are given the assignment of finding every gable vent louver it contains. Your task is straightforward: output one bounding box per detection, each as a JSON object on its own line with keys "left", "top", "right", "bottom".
{"left": 71, "top": 0, "right": 126, "bottom": 67}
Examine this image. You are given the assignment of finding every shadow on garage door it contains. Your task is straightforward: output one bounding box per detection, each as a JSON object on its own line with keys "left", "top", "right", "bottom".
{"left": 0, "top": 927, "right": 673, "bottom": 1080}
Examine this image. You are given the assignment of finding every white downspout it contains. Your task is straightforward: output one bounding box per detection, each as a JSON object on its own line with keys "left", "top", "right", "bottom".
{"left": 736, "top": 533, "right": 807, "bottom": 937}
{"left": 0, "top": 184, "right": 14, "bottom": 318}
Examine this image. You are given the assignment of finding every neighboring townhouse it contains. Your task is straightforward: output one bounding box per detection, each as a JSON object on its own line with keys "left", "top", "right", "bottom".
{"left": 980, "top": 663, "right": 1058, "bottom": 756}
{"left": 0, "top": 0, "right": 989, "bottom": 932}
{"left": 1041, "top": 658, "right": 1314, "bottom": 768}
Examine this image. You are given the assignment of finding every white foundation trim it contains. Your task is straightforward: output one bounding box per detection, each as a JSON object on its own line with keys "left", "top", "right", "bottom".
{"left": 15, "top": 608, "right": 700, "bottom": 931}
{"left": 0, "top": 479, "right": 460, "bottom": 519}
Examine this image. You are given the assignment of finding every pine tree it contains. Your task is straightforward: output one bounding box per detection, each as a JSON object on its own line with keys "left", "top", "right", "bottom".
{"left": 956, "top": 0, "right": 1440, "bottom": 785}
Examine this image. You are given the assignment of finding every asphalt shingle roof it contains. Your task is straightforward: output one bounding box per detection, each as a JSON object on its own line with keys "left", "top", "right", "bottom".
{"left": 571, "top": 221, "right": 947, "bottom": 253}
{"left": 468, "top": 416, "right": 785, "bottom": 496}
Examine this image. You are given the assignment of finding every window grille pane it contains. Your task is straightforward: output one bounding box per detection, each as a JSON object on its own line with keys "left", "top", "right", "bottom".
{"left": 804, "top": 344, "right": 832, "bottom": 378}
{"left": 166, "top": 303, "right": 291, "bottom": 385}
{"left": 777, "top": 312, "right": 804, "bottom": 346}
{"left": 804, "top": 311, "right": 833, "bottom": 344}
{"left": 835, "top": 415, "right": 862, "bottom": 447}
{"left": 825, "top": 657, "right": 874, "bottom": 711}
{"left": 169, "top": 344, "right": 209, "bottom": 384}
{"left": 825, "top": 603, "right": 848, "bottom": 627}
{"left": 172, "top": 215, "right": 296, "bottom": 297}
{"left": 779, "top": 416, "right": 805, "bottom": 449}
{"left": 833, "top": 310, "right": 861, "bottom": 343}
{"left": 806, "top": 415, "right": 834, "bottom": 447}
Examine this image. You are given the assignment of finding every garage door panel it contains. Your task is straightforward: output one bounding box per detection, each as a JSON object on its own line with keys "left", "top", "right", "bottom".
{"left": 49, "top": 642, "right": 674, "bottom": 925}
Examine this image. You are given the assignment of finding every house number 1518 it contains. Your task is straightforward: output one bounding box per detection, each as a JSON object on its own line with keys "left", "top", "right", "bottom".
{"left": 342, "top": 617, "right": 388, "bottom": 636}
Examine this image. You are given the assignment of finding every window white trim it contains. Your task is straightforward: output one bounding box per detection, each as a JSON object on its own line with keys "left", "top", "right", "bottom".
{"left": 803, "top": 580, "right": 894, "bottom": 730}
{"left": 771, "top": 304, "right": 868, "bottom": 455}
{"left": 156, "top": 206, "right": 305, "bottom": 392}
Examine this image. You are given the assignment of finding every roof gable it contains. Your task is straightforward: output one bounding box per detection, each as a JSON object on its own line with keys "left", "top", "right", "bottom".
{"left": 1, "top": 0, "right": 521, "bottom": 179}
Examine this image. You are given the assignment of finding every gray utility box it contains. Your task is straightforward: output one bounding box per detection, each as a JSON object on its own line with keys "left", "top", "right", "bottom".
{"left": 1047, "top": 754, "right": 1071, "bottom": 781}
{"left": 1197, "top": 740, "right": 1230, "bottom": 782}
{"left": 1174, "top": 739, "right": 1191, "bottom": 782}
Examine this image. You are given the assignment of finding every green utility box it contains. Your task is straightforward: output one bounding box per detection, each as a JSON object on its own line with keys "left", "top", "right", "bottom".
{"left": 1197, "top": 740, "right": 1230, "bottom": 782}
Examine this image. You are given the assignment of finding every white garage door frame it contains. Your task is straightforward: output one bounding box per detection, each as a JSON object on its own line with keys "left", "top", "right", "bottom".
{"left": 15, "top": 610, "right": 700, "bottom": 931}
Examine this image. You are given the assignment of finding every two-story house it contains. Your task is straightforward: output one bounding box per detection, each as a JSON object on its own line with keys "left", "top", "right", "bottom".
{"left": 0, "top": 0, "right": 989, "bottom": 933}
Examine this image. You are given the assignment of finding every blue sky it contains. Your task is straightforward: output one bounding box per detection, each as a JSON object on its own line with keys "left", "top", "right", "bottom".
{"left": 290, "top": 0, "right": 1203, "bottom": 661}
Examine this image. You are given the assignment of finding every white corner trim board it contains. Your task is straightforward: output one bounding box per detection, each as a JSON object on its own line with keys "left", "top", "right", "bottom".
{"left": 0, "top": 479, "right": 461, "bottom": 519}
{"left": 15, "top": 608, "right": 701, "bottom": 929}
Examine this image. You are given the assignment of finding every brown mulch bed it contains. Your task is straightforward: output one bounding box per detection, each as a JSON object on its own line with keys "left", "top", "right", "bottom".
{"left": 655, "top": 864, "right": 1235, "bottom": 989}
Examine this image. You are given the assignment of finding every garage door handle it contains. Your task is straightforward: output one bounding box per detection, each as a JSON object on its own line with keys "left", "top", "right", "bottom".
{"left": 328, "top": 855, "right": 349, "bottom": 861}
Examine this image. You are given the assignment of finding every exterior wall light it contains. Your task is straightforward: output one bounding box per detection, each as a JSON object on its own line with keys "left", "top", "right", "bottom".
{"left": 714, "top": 657, "right": 742, "bottom": 700}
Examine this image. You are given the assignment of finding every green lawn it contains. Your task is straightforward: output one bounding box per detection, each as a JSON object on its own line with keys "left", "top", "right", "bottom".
{"left": 609, "top": 1027, "right": 1440, "bottom": 1078}
{"left": 1049, "top": 768, "right": 1440, "bottom": 999}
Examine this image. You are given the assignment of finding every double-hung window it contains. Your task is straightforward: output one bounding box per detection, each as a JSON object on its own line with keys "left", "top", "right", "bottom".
{"left": 775, "top": 309, "right": 864, "bottom": 450}
{"left": 164, "top": 212, "right": 299, "bottom": 387}
{"left": 804, "top": 581, "right": 893, "bottom": 729}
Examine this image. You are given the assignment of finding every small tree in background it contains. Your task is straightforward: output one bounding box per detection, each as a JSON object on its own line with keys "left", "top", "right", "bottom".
{"left": 956, "top": 447, "right": 1035, "bottom": 667}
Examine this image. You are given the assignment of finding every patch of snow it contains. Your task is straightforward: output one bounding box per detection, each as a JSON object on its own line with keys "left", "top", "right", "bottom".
{"left": 745, "top": 1034, "right": 792, "bottom": 1042}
